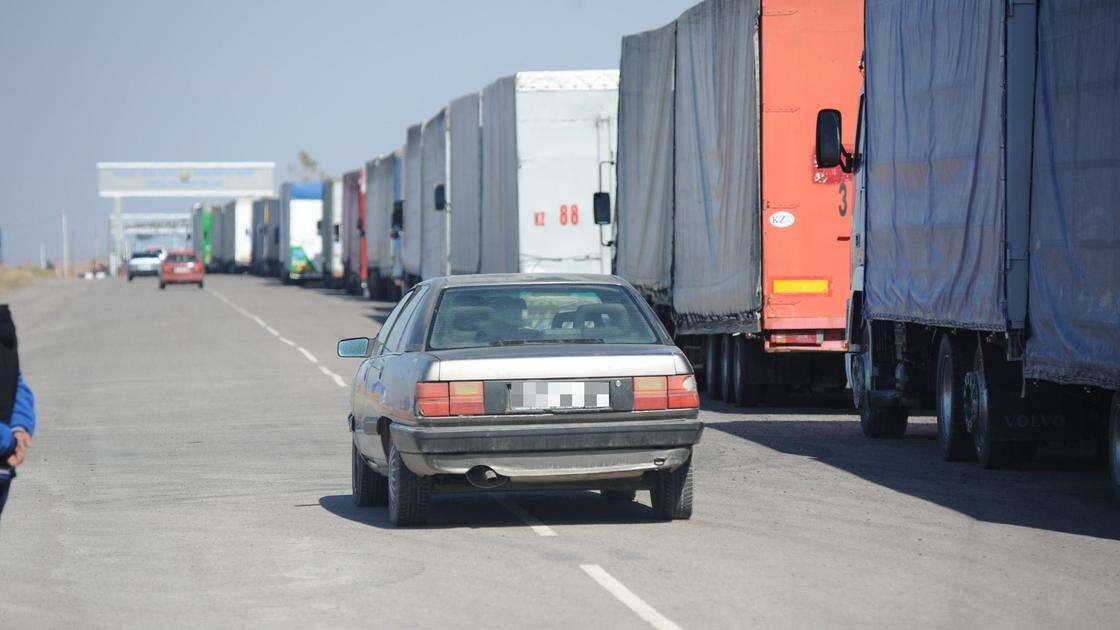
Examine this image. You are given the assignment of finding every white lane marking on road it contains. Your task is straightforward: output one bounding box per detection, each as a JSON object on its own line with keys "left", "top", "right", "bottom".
{"left": 495, "top": 496, "right": 557, "bottom": 537}
{"left": 580, "top": 564, "right": 682, "bottom": 630}
{"left": 297, "top": 347, "right": 318, "bottom": 364}
{"left": 211, "top": 289, "right": 344, "bottom": 389}
{"left": 319, "top": 365, "right": 349, "bottom": 388}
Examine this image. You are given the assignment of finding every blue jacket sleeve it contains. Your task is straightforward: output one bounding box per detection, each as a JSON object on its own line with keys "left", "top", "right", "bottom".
{"left": 0, "top": 424, "right": 12, "bottom": 456}
{"left": 10, "top": 375, "right": 36, "bottom": 437}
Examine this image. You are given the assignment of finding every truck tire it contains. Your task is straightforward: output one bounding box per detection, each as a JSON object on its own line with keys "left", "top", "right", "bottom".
{"left": 601, "top": 489, "right": 636, "bottom": 501}
{"left": 859, "top": 404, "right": 908, "bottom": 439}
{"left": 388, "top": 444, "right": 431, "bottom": 526}
{"left": 719, "top": 334, "right": 735, "bottom": 403}
{"left": 650, "top": 456, "right": 693, "bottom": 521}
{"left": 352, "top": 443, "right": 388, "bottom": 507}
{"left": 936, "top": 334, "right": 976, "bottom": 461}
{"left": 731, "top": 336, "right": 764, "bottom": 406}
{"left": 967, "top": 344, "right": 1022, "bottom": 469}
{"left": 1110, "top": 392, "right": 1119, "bottom": 502}
{"left": 704, "top": 335, "right": 722, "bottom": 401}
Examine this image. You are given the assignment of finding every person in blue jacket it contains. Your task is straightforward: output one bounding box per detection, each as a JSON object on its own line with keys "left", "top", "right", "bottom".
{"left": 0, "top": 305, "right": 36, "bottom": 519}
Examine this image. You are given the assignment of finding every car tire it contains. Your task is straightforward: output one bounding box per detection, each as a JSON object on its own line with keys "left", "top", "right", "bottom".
{"left": 601, "top": 489, "right": 636, "bottom": 502}
{"left": 198, "top": 281, "right": 204, "bottom": 290}
{"left": 159, "top": 282, "right": 165, "bottom": 290}
{"left": 128, "top": 275, "right": 133, "bottom": 282}
{"left": 352, "top": 443, "right": 388, "bottom": 507}
{"left": 650, "top": 455, "right": 693, "bottom": 521}
{"left": 935, "top": 334, "right": 976, "bottom": 461}
{"left": 388, "top": 444, "right": 431, "bottom": 526}
{"left": 1110, "top": 392, "right": 1119, "bottom": 502}
{"left": 704, "top": 335, "right": 722, "bottom": 401}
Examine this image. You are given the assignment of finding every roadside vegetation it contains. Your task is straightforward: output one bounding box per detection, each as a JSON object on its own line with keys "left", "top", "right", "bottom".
{"left": 0, "top": 266, "right": 54, "bottom": 294}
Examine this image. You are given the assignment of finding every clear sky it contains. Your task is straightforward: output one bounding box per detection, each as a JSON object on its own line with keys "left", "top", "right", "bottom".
{"left": 0, "top": 0, "right": 695, "bottom": 265}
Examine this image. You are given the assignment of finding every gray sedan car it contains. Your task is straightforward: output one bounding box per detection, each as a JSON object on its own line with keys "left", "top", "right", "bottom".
{"left": 338, "top": 274, "right": 702, "bottom": 526}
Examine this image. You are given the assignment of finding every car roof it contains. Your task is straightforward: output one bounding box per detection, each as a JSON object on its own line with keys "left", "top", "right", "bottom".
{"left": 417, "top": 273, "right": 632, "bottom": 290}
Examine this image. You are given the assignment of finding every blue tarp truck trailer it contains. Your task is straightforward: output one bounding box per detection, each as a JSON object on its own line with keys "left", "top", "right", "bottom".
{"left": 820, "top": 0, "right": 1119, "bottom": 493}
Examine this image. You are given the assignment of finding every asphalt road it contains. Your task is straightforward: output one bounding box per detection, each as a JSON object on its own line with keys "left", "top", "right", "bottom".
{"left": 2, "top": 275, "right": 1118, "bottom": 629}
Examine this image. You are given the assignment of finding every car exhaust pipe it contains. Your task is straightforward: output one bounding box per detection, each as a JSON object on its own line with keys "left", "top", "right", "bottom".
{"left": 466, "top": 465, "right": 509, "bottom": 489}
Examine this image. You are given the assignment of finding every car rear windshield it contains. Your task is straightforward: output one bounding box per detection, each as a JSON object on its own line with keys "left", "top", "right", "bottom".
{"left": 165, "top": 254, "right": 196, "bottom": 263}
{"left": 131, "top": 252, "right": 160, "bottom": 259}
{"left": 428, "top": 284, "right": 659, "bottom": 350}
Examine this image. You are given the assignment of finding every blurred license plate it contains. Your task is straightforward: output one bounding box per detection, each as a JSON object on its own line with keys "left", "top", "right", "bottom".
{"left": 174, "top": 267, "right": 191, "bottom": 274}
{"left": 510, "top": 381, "right": 611, "bottom": 411}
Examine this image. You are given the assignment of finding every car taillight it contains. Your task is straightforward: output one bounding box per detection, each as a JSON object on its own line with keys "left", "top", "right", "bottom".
{"left": 633, "top": 376, "right": 668, "bottom": 410}
{"left": 667, "top": 375, "right": 700, "bottom": 409}
{"left": 632, "top": 375, "right": 698, "bottom": 410}
{"left": 416, "top": 381, "right": 484, "bottom": 417}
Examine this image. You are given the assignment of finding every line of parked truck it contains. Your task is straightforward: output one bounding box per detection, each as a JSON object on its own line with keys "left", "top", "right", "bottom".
{"left": 194, "top": 0, "right": 1120, "bottom": 498}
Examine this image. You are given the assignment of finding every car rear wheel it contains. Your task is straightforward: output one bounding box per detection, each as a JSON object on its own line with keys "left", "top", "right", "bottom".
{"left": 650, "top": 456, "right": 693, "bottom": 521}
{"left": 936, "top": 334, "right": 976, "bottom": 461}
{"left": 388, "top": 444, "right": 431, "bottom": 526}
{"left": 352, "top": 443, "right": 388, "bottom": 507}
{"left": 159, "top": 282, "right": 165, "bottom": 290}
{"left": 601, "top": 489, "right": 636, "bottom": 501}
{"left": 197, "top": 281, "right": 204, "bottom": 290}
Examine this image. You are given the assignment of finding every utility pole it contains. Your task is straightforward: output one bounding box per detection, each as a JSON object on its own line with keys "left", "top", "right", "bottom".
{"left": 62, "top": 211, "right": 70, "bottom": 279}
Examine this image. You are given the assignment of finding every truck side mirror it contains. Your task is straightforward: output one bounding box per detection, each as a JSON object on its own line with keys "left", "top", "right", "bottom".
{"left": 815, "top": 109, "right": 843, "bottom": 169}
{"left": 434, "top": 184, "right": 447, "bottom": 211}
{"left": 593, "top": 192, "right": 611, "bottom": 225}
{"left": 392, "top": 201, "right": 404, "bottom": 229}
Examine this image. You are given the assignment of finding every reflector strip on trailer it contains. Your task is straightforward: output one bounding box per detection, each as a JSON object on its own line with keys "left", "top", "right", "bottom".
{"left": 772, "top": 279, "right": 829, "bottom": 294}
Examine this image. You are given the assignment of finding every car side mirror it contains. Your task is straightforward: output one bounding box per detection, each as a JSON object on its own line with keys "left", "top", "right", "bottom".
{"left": 338, "top": 337, "right": 372, "bottom": 358}
{"left": 815, "top": 109, "right": 843, "bottom": 169}
{"left": 593, "top": 192, "right": 611, "bottom": 225}
{"left": 434, "top": 184, "right": 447, "bottom": 211}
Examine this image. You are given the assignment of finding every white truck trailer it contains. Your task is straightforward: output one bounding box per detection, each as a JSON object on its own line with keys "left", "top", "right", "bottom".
{"left": 321, "top": 177, "right": 344, "bottom": 288}
{"left": 478, "top": 70, "right": 618, "bottom": 274}
{"left": 278, "top": 181, "right": 323, "bottom": 284}
{"left": 220, "top": 198, "right": 253, "bottom": 273}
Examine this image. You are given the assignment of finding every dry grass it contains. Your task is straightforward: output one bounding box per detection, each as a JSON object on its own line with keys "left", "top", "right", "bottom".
{"left": 0, "top": 266, "right": 55, "bottom": 294}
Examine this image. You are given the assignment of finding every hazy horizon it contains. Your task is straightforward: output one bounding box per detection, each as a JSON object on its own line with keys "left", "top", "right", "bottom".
{"left": 0, "top": 0, "right": 693, "bottom": 265}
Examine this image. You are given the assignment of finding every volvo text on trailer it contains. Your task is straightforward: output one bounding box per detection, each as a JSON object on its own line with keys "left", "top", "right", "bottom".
{"left": 818, "top": 0, "right": 1119, "bottom": 490}
{"left": 612, "top": 0, "right": 863, "bottom": 404}
{"left": 278, "top": 181, "right": 324, "bottom": 284}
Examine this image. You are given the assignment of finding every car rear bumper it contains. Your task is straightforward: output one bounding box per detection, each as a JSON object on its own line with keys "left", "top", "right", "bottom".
{"left": 161, "top": 273, "right": 204, "bottom": 283}
{"left": 390, "top": 415, "right": 703, "bottom": 480}
{"left": 128, "top": 269, "right": 159, "bottom": 277}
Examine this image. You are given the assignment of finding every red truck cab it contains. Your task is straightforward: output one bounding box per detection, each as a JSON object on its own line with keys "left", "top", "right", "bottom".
{"left": 159, "top": 249, "right": 204, "bottom": 290}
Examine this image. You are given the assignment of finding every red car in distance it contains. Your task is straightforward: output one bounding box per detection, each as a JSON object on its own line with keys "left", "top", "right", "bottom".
{"left": 159, "top": 249, "right": 204, "bottom": 290}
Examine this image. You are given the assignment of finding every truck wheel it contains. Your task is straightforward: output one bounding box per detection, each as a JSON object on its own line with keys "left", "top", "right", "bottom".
{"left": 936, "top": 334, "right": 976, "bottom": 461}
{"left": 352, "top": 443, "right": 388, "bottom": 507}
{"left": 704, "top": 335, "right": 722, "bottom": 400}
{"left": 601, "top": 489, "right": 636, "bottom": 501}
{"left": 719, "top": 334, "right": 735, "bottom": 403}
{"left": 967, "top": 344, "right": 1021, "bottom": 469}
{"left": 387, "top": 444, "right": 431, "bottom": 526}
{"left": 1110, "top": 392, "right": 1119, "bottom": 502}
{"left": 859, "top": 403, "right": 908, "bottom": 439}
{"left": 650, "top": 456, "right": 693, "bottom": 521}
{"left": 732, "top": 336, "right": 764, "bottom": 406}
